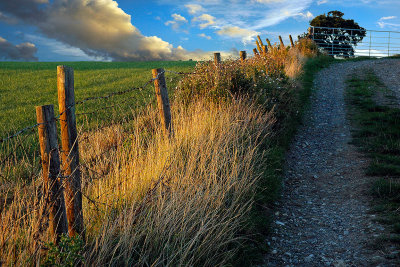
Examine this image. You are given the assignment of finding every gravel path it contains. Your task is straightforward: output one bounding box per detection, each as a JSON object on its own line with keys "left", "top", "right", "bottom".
{"left": 263, "top": 59, "right": 400, "bottom": 267}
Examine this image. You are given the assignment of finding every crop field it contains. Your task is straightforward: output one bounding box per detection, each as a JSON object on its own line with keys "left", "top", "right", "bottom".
{"left": 0, "top": 61, "right": 196, "bottom": 137}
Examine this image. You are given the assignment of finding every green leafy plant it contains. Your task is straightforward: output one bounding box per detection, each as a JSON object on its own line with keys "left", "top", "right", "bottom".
{"left": 42, "top": 234, "right": 84, "bottom": 267}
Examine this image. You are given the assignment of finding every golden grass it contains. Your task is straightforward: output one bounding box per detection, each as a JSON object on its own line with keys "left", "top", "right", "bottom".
{"left": 1, "top": 98, "right": 274, "bottom": 266}
{"left": 0, "top": 39, "right": 318, "bottom": 266}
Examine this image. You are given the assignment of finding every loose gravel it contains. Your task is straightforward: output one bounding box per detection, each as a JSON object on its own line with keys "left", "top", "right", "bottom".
{"left": 263, "top": 59, "right": 400, "bottom": 267}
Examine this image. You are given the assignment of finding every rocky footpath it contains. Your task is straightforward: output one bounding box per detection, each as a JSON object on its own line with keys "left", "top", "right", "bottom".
{"left": 263, "top": 59, "right": 400, "bottom": 267}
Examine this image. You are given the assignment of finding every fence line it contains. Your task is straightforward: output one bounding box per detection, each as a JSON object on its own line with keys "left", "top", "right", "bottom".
{"left": 2, "top": 37, "right": 294, "bottom": 247}
{"left": 310, "top": 26, "right": 400, "bottom": 57}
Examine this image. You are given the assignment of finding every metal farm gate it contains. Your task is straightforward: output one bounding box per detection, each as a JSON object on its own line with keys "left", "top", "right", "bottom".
{"left": 310, "top": 26, "right": 400, "bottom": 58}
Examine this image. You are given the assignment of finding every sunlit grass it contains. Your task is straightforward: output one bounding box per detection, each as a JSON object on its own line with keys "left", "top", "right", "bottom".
{"left": 0, "top": 39, "right": 320, "bottom": 266}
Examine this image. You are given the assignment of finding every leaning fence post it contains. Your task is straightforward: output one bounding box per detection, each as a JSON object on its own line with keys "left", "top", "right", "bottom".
{"left": 240, "top": 51, "right": 247, "bottom": 61}
{"left": 57, "top": 65, "right": 85, "bottom": 239}
{"left": 152, "top": 68, "right": 173, "bottom": 137}
{"left": 255, "top": 39, "right": 263, "bottom": 54}
{"left": 253, "top": 48, "right": 259, "bottom": 56}
{"left": 289, "top": 35, "right": 295, "bottom": 47}
{"left": 279, "top": 36, "right": 285, "bottom": 48}
{"left": 257, "top": 35, "right": 264, "bottom": 48}
{"left": 266, "top": 38, "right": 273, "bottom": 50}
{"left": 214, "top": 52, "right": 221, "bottom": 64}
{"left": 36, "top": 104, "right": 68, "bottom": 243}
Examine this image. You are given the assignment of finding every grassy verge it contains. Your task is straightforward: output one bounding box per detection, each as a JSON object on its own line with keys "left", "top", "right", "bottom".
{"left": 1, "top": 40, "right": 333, "bottom": 266}
{"left": 346, "top": 69, "right": 400, "bottom": 258}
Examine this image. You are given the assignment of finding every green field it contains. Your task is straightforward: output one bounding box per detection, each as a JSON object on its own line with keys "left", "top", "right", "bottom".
{"left": 0, "top": 61, "right": 196, "bottom": 138}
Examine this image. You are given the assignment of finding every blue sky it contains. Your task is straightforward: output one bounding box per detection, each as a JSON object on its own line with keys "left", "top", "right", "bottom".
{"left": 0, "top": 0, "right": 399, "bottom": 61}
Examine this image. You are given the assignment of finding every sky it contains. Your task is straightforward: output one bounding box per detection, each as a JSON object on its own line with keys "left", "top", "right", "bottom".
{"left": 0, "top": 0, "right": 399, "bottom": 61}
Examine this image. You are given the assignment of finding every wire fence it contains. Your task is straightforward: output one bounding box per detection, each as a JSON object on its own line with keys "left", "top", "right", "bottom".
{"left": 310, "top": 26, "right": 400, "bottom": 57}
{"left": 0, "top": 53, "right": 236, "bottom": 250}
{"left": 0, "top": 68, "right": 191, "bottom": 178}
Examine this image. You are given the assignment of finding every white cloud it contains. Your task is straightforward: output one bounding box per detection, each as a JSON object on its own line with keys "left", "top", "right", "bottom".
{"left": 380, "top": 16, "right": 396, "bottom": 20}
{"left": 193, "top": 14, "right": 216, "bottom": 29}
{"left": 216, "top": 26, "right": 260, "bottom": 44}
{"left": 377, "top": 15, "right": 400, "bottom": 29}
{"left": 198, "top": 33, "right": 212, "bottom": 40}
{"left": 165, "top": 13, "right": 188, "bottom": 30}
{"left": 296, "top": 11, "right": 314, "bottom": 20}
{"left": 185, "top": 4, "right": 204, "bottom": 14}
{"left": 0, "top": 0, "right": 219, "bottom": 61}
{"left": 378, "top": 21, "right": 400, "bottom": 29}
{"left": 317, "top": 0, "right": 328, "bottom": 4}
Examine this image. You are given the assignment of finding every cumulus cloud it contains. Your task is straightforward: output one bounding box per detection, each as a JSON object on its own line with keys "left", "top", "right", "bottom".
{"left": 217, "top": 26, "right": 259, "bottom": 44}
{"left": 296, "top": 11, "right": 314, "bottom": 20}
{"left": 198, "top": 33, "right": 212, "bottom": 40}
{"left": 0, "top": 36, "right": 38, "bottom": 61}
{"left": 165, "top": 13, "right": 188, "bottom": 30}
{"left": 193, "top": 14, "right": 216, "bottom": 29}
{"left": 185, "top": 4, "right": 204, "bottom": 14}
{"left": 0, "top": 0, "right": 219, "bottom": 61}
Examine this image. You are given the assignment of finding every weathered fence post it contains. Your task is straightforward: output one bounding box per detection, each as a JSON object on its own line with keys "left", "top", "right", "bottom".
{"left": 152, "top": 68, "right": 173, "bottom": 137}
{"left": 255, "top": 39, "right": 263, "bottom": 54}
{"left": 262, "top": 45, "right": 268, "bottom": 55}
{"left": 257, "top": 35, "right": 264, "bottom": 48}
{"left": 214, "top": 52, "right": 221, "bottom": 64}
{"left": 266, "top": 38, "right": 273, "bottom": 50}
{"left": 279, "top": 36, "right": 285, "bottom": 48}
{"left": 253, "top": 48, "right": 259, "bottom": 56}
{"left": 239, "top": 51, "right": 247, "bottom": 61}
{"left": 57, "top": 65, "right": 85, "bottom": 239}
{"left": 36, "top": 104, "right": 68, "bottom": 243}
{"left": 289, "top": 35, "right": 295, "bottom": 47}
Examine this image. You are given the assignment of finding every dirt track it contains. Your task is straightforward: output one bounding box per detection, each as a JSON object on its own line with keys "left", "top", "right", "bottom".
{"left": 263, "top": 59, "right": 400, "bottom": 267}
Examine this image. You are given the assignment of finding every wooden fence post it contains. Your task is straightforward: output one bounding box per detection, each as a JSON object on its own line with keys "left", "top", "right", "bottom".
{"left": 255, "top": 39, "right": 263, "bottom": 54}
{"left": 253, "top": 48, "right": 259, "bottom": 56}
{"left": 239, "top": 51, "right": 247, "bottom": 61}
{"left": 214, "top": 52, "right": 221, "bottom": 64}
{"left": 266, "top": 38, "right": 273, "bottom": 50}
{"left": 279, "top": 36, "right": 285, "bottom": 48}
{"left": 262, "top": 45, "right": 268, "bottom": 55}
{"left": 289, "top": 35, "right": 295, "bottom": 47}
{"left": 36, "top": 104, "right": 68, "bottom": 243}
{"left": 57, "top": 65, "right": 85, "bottom": 239}
{"left": 152, "top": 68, "right": 173, "bottom": 137}
{"left": 257, "top": 35, "right": 264, "bottom": 48}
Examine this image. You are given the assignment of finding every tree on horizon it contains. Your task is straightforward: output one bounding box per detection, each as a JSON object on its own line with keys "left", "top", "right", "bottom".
{"left": 308, "top": 11, "right": 366, "bottom": 57}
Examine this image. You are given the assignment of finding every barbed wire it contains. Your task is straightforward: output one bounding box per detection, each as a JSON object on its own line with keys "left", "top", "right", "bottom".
{"left": 0, "top": 123, "right": 43, "bottom": 144}
{"left": 164, "top": 69, "right": 195, "bottom": 75}
{"left": 76, "top": 80, "right": 154, "bottom": 117}
{"left": 0, "top": 71, "right": 164, "bottom": 145}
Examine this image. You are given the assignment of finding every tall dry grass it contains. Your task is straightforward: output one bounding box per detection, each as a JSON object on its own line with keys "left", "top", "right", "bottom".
{"left": 0, "top": 38, "right": 318, "bottom": 266}
{"left": 1, "top": 98, "right": 274, "bottom": 266}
